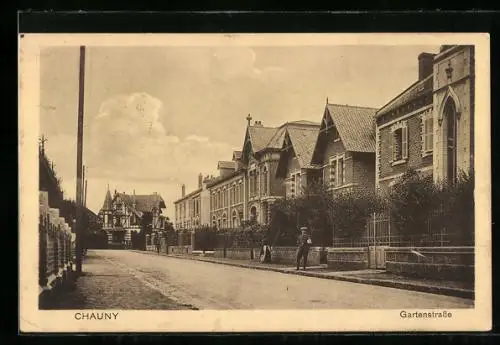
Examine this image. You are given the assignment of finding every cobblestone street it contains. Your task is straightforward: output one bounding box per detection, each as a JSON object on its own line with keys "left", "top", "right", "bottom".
{"left": 49, "top": 250, "right": 474, "bottom": 310}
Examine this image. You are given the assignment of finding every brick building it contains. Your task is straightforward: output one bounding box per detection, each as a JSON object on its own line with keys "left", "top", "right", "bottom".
{"left": 99, "top": 188, "right": 167, "bottom": 248}
{"left": 208, "top": 158, "right": 245, "bottom": 228}
{"left": 275, "top": 122, "right": 321, "bottom": 197}
{"left": 311, "top": 102, "right": 378, "bottom": 193}
{"left": 375, "top": 45, "right": 474, "bottom": 191}
{"left": 174, "top": 173, "right": 214, "bottom": 229}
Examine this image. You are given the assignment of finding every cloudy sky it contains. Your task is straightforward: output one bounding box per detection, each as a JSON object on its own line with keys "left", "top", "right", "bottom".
{"left": 39, "top": 44, "right": 440, "bottom": 219}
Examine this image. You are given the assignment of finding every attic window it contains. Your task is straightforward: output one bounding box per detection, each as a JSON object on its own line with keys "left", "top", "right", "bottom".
{"left": 333, "top": 127, "right": 340, "bottom": 142}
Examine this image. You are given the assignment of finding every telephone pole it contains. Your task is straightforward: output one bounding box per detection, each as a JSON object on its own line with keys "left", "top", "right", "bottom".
{"left": 75, "top": 45, "right": 86, "bottom": 274}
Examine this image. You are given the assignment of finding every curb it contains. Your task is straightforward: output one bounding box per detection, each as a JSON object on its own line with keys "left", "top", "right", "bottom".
{"left": 133, "top": 250, "right": 474, "bottom": 300}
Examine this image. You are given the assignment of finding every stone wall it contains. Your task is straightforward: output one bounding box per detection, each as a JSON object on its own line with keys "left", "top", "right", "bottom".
{"left": 327, "top": 247, "right": 369, "bottom": 270}
{"left": 271, "top": 246, "right": 321, "bottom": 266}
{"left": 225, "top": 247, "right": 253, "bottom": 260}
{"left": 213, "top": 248, "right": 225, "bottom": 258}
{"left": 385, "top": 246, "right": 474, "bottom": 282}
{"left": 168, "top": 245, "right": 192, "bottom": 255}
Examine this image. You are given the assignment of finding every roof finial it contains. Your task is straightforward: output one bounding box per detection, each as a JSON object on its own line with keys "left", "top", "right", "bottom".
{"left": 326, "top": 97, "right": 329, "bottom": 104}
{"left": 246, "top": 113, "right": 252, "bottom": 126}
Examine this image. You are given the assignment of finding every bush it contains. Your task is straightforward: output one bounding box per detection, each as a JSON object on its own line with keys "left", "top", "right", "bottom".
{"left": 385, "top": 169, "right": 439, "bottom": 240}
{"left": 331, "top": 188, "right": 384, "bottom": 240}
{"left": 434, "top": 170, "right": 475, "bottom": 243}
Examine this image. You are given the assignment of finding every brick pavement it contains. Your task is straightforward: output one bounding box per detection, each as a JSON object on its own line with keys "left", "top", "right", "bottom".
{"left": 43, "top": 251, "right": 197, "bottom": 310}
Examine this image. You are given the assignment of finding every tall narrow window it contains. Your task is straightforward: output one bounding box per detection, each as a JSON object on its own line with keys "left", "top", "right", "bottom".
{"left": 391, "top": 121, "right": 408, "bottom": 162}
{"left": 263, "top": 167, "right": 268, "bottom": 195}
{"left": 338, "top": 157, "right": 344, "bottom": 186}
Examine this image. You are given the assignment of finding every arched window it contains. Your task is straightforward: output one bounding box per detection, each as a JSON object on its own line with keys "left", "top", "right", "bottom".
{"left": 222, "top": 213, "right": 227, "bottom": 229}
{"left": 250, "top": 206, "right": 257, "bottom": 222}
{"left": 232, "top": 210, "right": 239, "bottom": 228}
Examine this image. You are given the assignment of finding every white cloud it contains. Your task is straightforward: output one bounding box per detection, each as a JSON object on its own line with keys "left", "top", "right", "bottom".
{"left": 185, "top": 135, "right": 209, "bottom": 143}
{"left": 86, "top": 93, "right": 234, "bottom": 210}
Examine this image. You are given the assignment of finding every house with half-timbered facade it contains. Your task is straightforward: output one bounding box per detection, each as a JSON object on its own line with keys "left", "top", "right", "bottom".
{"left": 99, "top": 188, "right": 167, "bottom": 248}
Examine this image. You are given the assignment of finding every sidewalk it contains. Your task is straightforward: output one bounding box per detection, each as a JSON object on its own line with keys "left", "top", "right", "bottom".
{"left": 138, "top": 250, "right": 474, "bottom": 300}
{"left": 43, "top": 251, "right": 197, "bottom": 310}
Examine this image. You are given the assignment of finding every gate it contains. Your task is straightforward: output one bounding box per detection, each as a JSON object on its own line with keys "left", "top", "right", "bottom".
{"left": 367, "top": 213, "right": 391, "bottom": 269}
{"left": 368, "top": 245, "right": 389, "bottom": 269}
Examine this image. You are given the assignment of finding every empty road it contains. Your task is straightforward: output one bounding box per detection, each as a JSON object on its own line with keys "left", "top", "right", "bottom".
{"left": 80, "top": 250, "right": 473, "bottom": 310}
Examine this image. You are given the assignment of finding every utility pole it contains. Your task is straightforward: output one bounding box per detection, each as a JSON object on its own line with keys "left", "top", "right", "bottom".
{"left": 75, "top": 45, "right": 86, "bottom": 274}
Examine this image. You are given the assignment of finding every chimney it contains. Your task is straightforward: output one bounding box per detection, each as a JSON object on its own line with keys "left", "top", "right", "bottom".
{"left": 418, "top": 52, "right": 435, "bottom": 80}
{"left": 181, "top": 184, "right": 186, "bottom": 197}
{"left": 198, "top": 173, "right": 203, "bottom": 188}
{"left": 254, "top": 120, "right": 263, "bottom": 127}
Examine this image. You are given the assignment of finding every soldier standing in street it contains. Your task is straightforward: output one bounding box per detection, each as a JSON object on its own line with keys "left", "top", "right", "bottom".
{"left": 296, "top": 227, "right": 312, "bottom": 270}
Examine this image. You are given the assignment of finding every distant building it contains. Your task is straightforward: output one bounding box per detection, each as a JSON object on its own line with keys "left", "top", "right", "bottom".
{"left": 207, "top": 155, "right": 245, "bottom": 228}
{"left": 311, "top": 103, "right": 378, "bottom": 193}
{"left": 375, "top": 45, "right": 475, "bottom": 191}
{"left": 99, "top": 188, "right": 167, "bottom": 248}
{"left": 173, "top": 174, "right": 214, "bottom": 230}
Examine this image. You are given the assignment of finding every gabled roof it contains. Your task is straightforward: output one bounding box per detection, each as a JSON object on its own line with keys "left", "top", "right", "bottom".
{"left": 286, "top": 126, "right": 321, "bottom": 168}
{"left": 218, "top": 161, "right": 237, "bottom": 170}
{"left": 325, "top": 103, "right": 377, "bottom": 153}
{"left": 275, "top": 123, "right": 321, "bottom": 177}
{"left": 247, "top": 126, "right": 280, "bottom": 153}
{"left": 114, "top": 192, "right": 166, "bottom": 213}
{"left": 377, "top": 74, "right": 433, "bottom": 117}
{"left": 243, "top": 120, "right": 320, "bottom": 162}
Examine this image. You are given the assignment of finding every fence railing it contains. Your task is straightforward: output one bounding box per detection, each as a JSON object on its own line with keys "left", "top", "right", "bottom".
{"left": 333, "top": 212, "right": 474, "bottom": 248}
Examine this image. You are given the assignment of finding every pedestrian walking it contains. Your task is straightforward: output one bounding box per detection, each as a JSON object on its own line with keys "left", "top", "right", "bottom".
{"left": 296, "top": 227, "right": 312, "bottom": 270}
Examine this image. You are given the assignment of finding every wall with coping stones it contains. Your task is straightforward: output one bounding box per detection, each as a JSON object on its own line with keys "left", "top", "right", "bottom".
{"left": 385, "top": 246, "right": 474, "bottom": 282}
{"left": 327, "top": 247, "right": 369, "bottom": 270}
{"left": 167, "top": 245, "right": 192, "bottom": 255}
{"left": 271, "top": 246, "right": 321, "bottom": 266}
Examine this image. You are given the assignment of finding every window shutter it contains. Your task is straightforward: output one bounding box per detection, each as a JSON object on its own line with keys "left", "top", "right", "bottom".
{"left": 330, "top": 159, "right": 336, "bottom": 188}
{"left": 342, "top": 157, "right": 346, "bottom": 184}
{"left": 402, "top": 125, "right": 408, "bottom": 159}
{"left": 426, "top": 116, "right": 434, "bottom": 152}
{"left": 389, "top": 131, "right": 394, "bottom": 161}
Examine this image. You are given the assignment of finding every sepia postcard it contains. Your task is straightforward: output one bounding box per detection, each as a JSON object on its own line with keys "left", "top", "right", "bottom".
{"left": 19, "top": 33, "right": 491, "bottom": 333}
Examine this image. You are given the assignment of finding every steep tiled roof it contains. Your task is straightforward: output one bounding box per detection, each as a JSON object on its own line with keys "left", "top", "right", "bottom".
{"left": 102, "top": 189, "right": 113, "bottom": 210}
{"left": 218, "top": 161, "right": 237, "bottom": 170}
{"left": 247, "top": 126, "right": 279, "bottom": 152}
{"left": 325, "top": 103, "right": 377, "bottom": 153}
{"left": 377, "top": 74, "right": 433, "bottom": 117}
{"left": 115, "top": 193, "right": 166, "bottom": 213}
{"left": 286, "top": 125, "right": 321, "bottom": 168}
{"left": 247, "top": 120, "right": 320, "bottom": 155}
